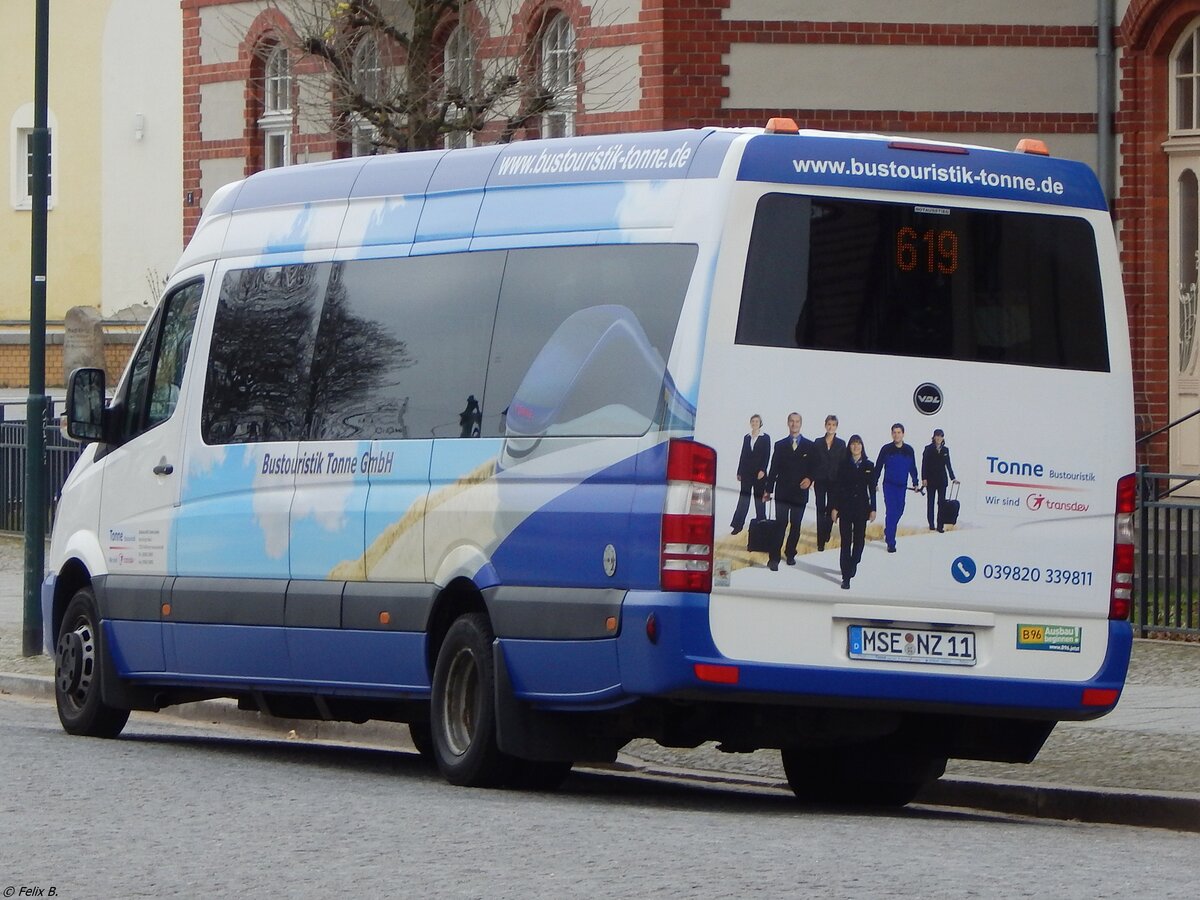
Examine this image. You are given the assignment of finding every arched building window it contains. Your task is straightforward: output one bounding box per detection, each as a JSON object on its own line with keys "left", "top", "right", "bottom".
{"left": 1179, "top": 168, "right": 1199, "bottom": 374}
{"left": 259, "top": 44, "right": 292, "bottom": 169}
{"left": 443, "top": 24, "right": 475, "bottom": 149}
{"left": 354, "top": 36, "right": 384, "bottom": 103}
{"left": 350, "top": 37, "right": 385, "bottom": 156}
{"left": 1176, "top": 27, "right": 1200, "bottom": 132}
{"left": 1165, "top": 20, "right": 1200, "bottom": 471}
{"left": 539, "top": 12, "right": 576, "bottom": 138}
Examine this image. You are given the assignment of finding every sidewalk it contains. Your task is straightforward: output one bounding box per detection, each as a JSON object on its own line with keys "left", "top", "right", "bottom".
{"left": 2, "top": 534, "right": 1197, "bottom": 830}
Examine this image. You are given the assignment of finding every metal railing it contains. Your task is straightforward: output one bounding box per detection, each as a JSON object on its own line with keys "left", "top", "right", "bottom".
{"left": 0, "top": 400, "right": 82, "bottom": 533}
{"left": 1136, "top": 467, "right": 1200, "bottom": 638}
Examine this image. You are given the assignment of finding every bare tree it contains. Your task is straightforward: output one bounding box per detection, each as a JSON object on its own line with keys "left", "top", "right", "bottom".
{"left": 262, "top": 0, "right": 632, "bottom": 153}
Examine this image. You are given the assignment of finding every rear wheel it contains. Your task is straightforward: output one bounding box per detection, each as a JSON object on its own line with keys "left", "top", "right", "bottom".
{"left": 430, "top": 613, "right": 514, "bottom": 787}
{"left": 54, "top": 587, "right": 130, "bottom": 738}
{"left": 781, "top": 746, "right": 942, "bottom": 808}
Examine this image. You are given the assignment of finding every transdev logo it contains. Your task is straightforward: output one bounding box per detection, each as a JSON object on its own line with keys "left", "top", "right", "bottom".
{"left": 1026, "top": 493, "right": 1089, "bottom": 513}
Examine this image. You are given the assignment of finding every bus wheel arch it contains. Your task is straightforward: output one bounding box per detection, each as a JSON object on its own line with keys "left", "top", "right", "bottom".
{"left": 424, "top": 576, "right": 489, "bottom": 680}
{"left": 51, "top": 558, "right": 93, "bottom": 651}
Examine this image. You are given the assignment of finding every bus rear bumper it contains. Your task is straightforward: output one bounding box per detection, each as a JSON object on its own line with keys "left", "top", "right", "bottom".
{"left": 612, "top": 592, "right": 1132, "bottom": 722}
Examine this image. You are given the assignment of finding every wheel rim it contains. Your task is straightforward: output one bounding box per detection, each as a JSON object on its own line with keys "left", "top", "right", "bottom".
{"left": 441, "top": 645, "right": 479, "bottom": 758}
{"left": 56, "top": 617, "right": 96, "bottom": 713}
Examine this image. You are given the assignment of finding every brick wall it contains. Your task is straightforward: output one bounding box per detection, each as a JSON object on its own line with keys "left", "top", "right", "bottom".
{"left": 1117, "top": 0, "right": 1200, "bottom": 472}
{"left": 178, "top": 1, "right": 1179, "bottom": 470}
{"left": 0, "top": 336, "right": 137, "bottom": 389}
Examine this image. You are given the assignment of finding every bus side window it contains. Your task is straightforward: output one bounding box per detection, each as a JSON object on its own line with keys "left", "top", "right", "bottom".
{"left": 146, "top": 282, "right": 203, "bottom": 428}
{"left": 120, "top": 279, "right": 203, "bottom": 443}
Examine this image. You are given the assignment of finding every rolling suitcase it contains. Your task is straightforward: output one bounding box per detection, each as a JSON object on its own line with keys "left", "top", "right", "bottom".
{"left": 747, "top": 501, "right": 781, "bottom": 553}
{"left": 940, "top": 482, "right": 961, "bottom": 526}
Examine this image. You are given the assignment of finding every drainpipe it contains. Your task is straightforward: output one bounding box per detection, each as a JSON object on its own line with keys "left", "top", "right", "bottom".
{"left": 1097, "top": 0, "right": 1116, "bottom": 205}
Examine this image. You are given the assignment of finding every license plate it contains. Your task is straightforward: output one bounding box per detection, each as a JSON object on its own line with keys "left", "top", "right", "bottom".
{"left": 848, "top": 625, "right": 976, "bottom": 666}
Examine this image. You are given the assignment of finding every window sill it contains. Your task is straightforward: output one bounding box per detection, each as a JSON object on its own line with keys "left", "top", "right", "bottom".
{"left": 11, "top": 200, "right": 56, "bottom": 211}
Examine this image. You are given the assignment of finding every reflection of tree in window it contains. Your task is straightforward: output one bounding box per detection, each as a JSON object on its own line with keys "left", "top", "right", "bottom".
{"left": 202, "top": 265, "right": 324, "bottom": 444}
{"left": 122, "top": 307, "right": 160, "bottom": 437}
{"left": 147, "top": 282, "right": 202, "bottom": 426}
{"left": 306, "top": 263, "right": 413, "bottom": 439}
{"left": 459, "top": 395, "right": 481, "bottom": 437}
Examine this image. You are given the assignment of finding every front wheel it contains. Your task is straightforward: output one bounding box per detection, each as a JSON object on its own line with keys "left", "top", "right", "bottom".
{"left": 55, "top": 587, "right": 130, "bottom": 738}
{"left": 430, "top": 613, "right": 514, "bottom": 787}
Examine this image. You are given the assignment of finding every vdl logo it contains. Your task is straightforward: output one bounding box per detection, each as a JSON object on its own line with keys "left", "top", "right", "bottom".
{"left": 913, "top": 382, "right": 943, "bottom": 415}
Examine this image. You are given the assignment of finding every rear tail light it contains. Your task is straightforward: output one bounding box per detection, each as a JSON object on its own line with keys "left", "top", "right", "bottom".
{"left": 661, "top": 439, "right": 716, "bottom": 593}
{"left": 1110, "top": 473, "right": 1136, "bottom": 620}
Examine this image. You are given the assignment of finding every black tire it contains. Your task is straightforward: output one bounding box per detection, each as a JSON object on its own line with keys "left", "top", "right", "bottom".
{"left": 54, "top": 587, "right": 130, "bottom": 738}
{"left": 408, "top": 720, "right": 435, "bottom": 762}
{"left": 430, "top": 613, "right": 515, "bottom": 787}
{"left": 781, "top": 747, "right": 935, "bottom": 808}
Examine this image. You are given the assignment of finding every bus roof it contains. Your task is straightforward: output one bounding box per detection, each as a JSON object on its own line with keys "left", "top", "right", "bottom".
{"left": 206, "top": 127, "right": 1104, "bottom": 217}
{"left": 182, "top": 127, "right": 1106, "bottom": 270}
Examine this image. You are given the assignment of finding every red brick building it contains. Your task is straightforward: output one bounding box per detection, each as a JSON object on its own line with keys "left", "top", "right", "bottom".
{"left": 180, "top": 0, "right": 1200, "bottom": 472}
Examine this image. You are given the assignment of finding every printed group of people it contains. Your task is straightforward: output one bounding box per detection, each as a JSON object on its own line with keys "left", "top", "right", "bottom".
{"left": 730, "top": 414, "right": 958, "bottom": 589}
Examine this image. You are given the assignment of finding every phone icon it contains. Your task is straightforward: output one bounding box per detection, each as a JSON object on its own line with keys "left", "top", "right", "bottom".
{"left": 952, "top": 555, "right": 977, "bottom": 584}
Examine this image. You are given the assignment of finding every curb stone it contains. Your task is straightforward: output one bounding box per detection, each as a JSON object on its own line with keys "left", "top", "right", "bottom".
{"left": 4, "top": 669, "right": 1197, "bottom": 832}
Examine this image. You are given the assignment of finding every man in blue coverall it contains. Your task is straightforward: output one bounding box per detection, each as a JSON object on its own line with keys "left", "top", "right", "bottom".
{"left": 874, "top": 423, "right": 919, "bottom": 553}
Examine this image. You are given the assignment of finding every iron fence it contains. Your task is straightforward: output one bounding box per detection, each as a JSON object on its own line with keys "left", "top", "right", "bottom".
{"left": 1136, "top": 467, "right": 1200, "bottom": 638}
{"left": 0, "top": 400, "right": 82, "bottom": 534}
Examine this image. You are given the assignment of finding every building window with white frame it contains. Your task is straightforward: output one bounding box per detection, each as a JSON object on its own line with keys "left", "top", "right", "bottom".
{"left": 1175, "top": 25, "right": 1200, "bottom": 132}
{"left": 443, "top": 24, "right": 475, "bottom": 150}
{"left": 259, "top": 44, "right": 292, "bottom": 169}
{"left": 10, "top": 104, "right": 55, "bottom": 210}
{"left": 540, "top": 12, "right": 576, "bottom": 139}
{"left": 349, "top": 37, "right": 385, "bottom": 156}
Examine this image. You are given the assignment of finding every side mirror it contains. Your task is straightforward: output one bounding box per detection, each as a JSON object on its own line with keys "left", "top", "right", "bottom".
{"left": 65, "top": 367, "right": 107, "bottom": 442}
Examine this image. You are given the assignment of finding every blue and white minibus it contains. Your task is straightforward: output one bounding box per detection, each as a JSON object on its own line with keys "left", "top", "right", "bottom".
{"left": 46, "top": 119, "right": 1135, "bottom": 804}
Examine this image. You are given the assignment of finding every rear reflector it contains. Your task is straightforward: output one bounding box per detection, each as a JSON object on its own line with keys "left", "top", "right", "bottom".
{"left": 1082, "top": 688, "right": 1120, "bottom": 707}
{"left": 694, "top": 663, "right": 740, "bottom": 684}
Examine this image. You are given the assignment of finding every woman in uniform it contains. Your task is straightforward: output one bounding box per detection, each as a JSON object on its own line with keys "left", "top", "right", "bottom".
{"left": 831, "top": 434, "right": 876, "bottom": 590}
{"left": 921, "top": 428, "right": 958, "bottom": 532}
{"left": 730, "top": 414, "right": 771, "bottom": 535}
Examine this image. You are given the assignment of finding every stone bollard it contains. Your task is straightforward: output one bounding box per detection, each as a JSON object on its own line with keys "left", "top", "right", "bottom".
{"left": 63, "top": 306, "right": 106, "bottom": 383}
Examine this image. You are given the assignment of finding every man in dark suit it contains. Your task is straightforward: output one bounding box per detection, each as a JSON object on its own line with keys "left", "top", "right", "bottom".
{"left": 810, "top": 414, "right": 846, "bottom": 552}
{"left": 763, "top": 412, "right": 813, "bottom": 571}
